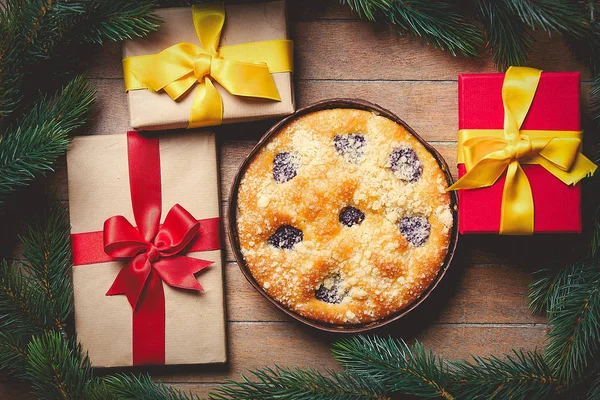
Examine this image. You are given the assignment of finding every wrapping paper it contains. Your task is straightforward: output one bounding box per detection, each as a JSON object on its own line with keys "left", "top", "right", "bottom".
{"left": 123, "top": 1, "right": 295, "bottom": 130}
{"left": 67, "top": 131, "right": 226, "bottom": 367}
{"left": 457, "top": 71, "right": 582, "bottom": 234}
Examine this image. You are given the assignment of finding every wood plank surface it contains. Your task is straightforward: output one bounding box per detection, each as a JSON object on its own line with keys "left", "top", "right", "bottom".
{"left": 2, "top": 1, "right": 595, "bottom": 398}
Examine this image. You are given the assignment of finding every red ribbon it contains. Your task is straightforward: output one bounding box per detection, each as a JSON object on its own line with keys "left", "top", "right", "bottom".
{"left": 70, "top": 131, "right": 220, "bottom": 365}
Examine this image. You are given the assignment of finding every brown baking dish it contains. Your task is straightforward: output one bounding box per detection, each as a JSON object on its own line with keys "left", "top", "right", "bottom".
{"left": 228, "top": 99, "right": 459, "bottom": 333}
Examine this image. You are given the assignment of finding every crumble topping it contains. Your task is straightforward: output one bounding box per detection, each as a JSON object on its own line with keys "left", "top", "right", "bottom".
{"left": 236, "top": 109, "right": 453, "bottom": 324}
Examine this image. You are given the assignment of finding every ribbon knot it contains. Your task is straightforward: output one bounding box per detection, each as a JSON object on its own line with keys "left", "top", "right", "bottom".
{"left": 103, "top": 203, "right": 213, "bottom": 310}
{"left": 449, "top": 67, "right": 597, "bottom": 234}
{"left": 122, "top": 3, "right": 293, "bottom": 129}
{"left": 147, "top": 244, "right": 161, "bottom": 263}
{"left": 506, "top": 137, "right": 532, "bottom": 160}
{"left": 193, "top": 53, "right": 213, "bottom": 81}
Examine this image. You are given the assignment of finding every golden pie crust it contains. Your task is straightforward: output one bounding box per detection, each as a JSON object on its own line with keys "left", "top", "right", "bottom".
{"left": 236, "top": 109, "right": 453, "bottom": 325}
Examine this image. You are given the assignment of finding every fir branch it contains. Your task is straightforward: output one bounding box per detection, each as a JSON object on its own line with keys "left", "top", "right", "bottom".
{"left": 543, "top": 258, "right": 600, "bottom": 385}
{"left": 12, "top": 0, "right": 160, "bottom": 59}
{"left": 339, "top": 0, "right": 391, "bottom": 21}
{"left": 564, "top": 20, "right": 600, "bottom": 76}
{"left": 209, "top": 367, "right": 388, "bottom": 400}
{"left": 0, "top": 0, "right": 159, "bottom": 122}
{"left": 0, "top": 331, "right": 29, "bottom": 377}
{"left": 589, "top": 373, "right": 600, "bottom": 400}
{"left": 451, "top": 350, "right": 558, "bottom": 399}
{"left": 89, "top": 374, "right": 200, "bottom": 400}
{"left": 24, "top": 332, "right": 93, "bottom": 400}
{"left": 54, "top": 1, "right": 162, "bottom": 45}
{"left": 19, "top": 199, "right": 73, "bottom": 335}
{"left": 0, "top": 76, "right": 95, "bottom": 210}
{"left": 506, "top": 0, "right": 589, "bottom": 37}
{"left": 0, "top": 260, "right": 50, "bottom": 335}
{"left": 340, "top": 0, "right": 483, "bottom": 58}
{"left": 0, "top": 2, "right": 24, "bottom": 120}
{"left": 475, "top": 0, "right": 532, "bottom": 71}
{"left": 333, "top": 336, "right": 455, "bottom": 399}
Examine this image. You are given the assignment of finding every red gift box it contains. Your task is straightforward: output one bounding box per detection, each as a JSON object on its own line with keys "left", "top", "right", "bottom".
{"left": 457, "top": 71, "right": 582, "bottom": 234}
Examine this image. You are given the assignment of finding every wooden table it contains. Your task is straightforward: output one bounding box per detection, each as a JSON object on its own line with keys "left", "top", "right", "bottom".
{"left": 1, "top": 1, "right": 594, "bottom": 398}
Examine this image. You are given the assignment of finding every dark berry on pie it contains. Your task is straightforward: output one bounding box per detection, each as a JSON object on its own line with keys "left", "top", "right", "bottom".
{"left": 339, "top": 206, "right": 365, "bottom": 227}
{"left": 334, "top": 134, "right": 366, "bottom": 162}
{"left": 399, "top": 216, "right": 431, "bottom": 247}
{"left": 315, "top": 275, "right": 344, "bottom": 304}
{"left": 390, "top": 147, "right": 422, "bottom": 183}
{"left": 273, "top": 152, "right": 298, "bottom": 183}
{"left": 268, "top": 225, "right": 303, "bottom": 249}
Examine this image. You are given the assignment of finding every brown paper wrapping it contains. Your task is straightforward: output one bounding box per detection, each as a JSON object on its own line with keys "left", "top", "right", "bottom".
{"left": 67, "top": 131, "right": 226, "bottom": 367}
{"left": 123, "top": 1, "right": 295, "bottom": 130}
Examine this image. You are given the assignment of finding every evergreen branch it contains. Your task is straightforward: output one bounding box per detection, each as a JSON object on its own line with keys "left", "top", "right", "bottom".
{"left": 55, "top": 1, "right": 162, "bottom": 45}
{"left": 0, "top": 260, "right": 51, "bottom": 335}
{"left": 529, "top": 267, "right": 571, "bottom": 315}
{"left": 340, "top": 0, "right": 483, "bottom": 57}
{"left": 543, "top": 258, "right": 600, "bottom": 385}
{"left": 19, "top": 199, "right": 73, "bottom": 335}
{"left": 564, "top": 20, "right": 600, "bottom": 76}
{"left": 24, "top": 332, "right": 93, "bottom": 400}
{"left": 339, "top": 0, "right": 391, "bottom": 21}
{"left": 0, "top": 76, "right": 95, "bottom": 210}
{"left": 506, "top": 0, "right": 589, "bottom": 37}
{"left": 475, "top": 0, "right": 532, "bottom": 71}
{"left": 333, "top": 336, "right": 455, "bottom": 399}
{"left": 589, "top": 373, "right": 600, "bottom": 400}
{"left": 12, "top": 0, "right": 160, "bottom": 60}
{"left": 0, "top": 331, "right": 29, "bottom": 377}
{"left": 451, "top": 350, "right": 558, "bottom": 399}
{"left": 209, "top": 367, "right": 388, "bottom": 400}
{"left": 89, "top": 374, "right": 200, "bottom": 400}
{"left": 0, "top": 2, "right": 24, "bottom": 120}
{"left": 0, "top": 0, "right": 159, "bottom": 122}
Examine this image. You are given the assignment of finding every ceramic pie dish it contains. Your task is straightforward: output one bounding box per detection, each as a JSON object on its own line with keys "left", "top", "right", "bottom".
{"left": 228, "top": 99, "right": 458, "bottom": 332}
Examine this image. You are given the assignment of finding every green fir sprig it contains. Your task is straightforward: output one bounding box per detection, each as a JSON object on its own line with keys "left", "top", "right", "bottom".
{"left": 0, "top": 77, "right": 95, "bottom": 210}
{"left": 210, "top": 367, "right": 387, "bottom": 400}
{"left": 475, "top": 0, "right": 532, "bottom": 71}
{"left": 342, "top": 0, "right": 483, "bottom": 58}
{"left": 452, "top": 350, "right": 557, "bottom": 399}
{"left": 333, "top": 336, "right": 454, "bottom": 399}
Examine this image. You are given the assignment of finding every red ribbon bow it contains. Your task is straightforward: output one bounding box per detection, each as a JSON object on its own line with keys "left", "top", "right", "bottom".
{"left": 104, "top": 204, "right": 212, "bottom": 310}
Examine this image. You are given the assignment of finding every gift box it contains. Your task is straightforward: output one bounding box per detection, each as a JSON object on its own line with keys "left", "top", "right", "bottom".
{"left": 123, "top": 1, "right": 295, "bottom": 130}
{"left": 452, "top": 67, "right": 597, "bottom": 235}
{"left": 67, "top": 131, "right": 226, "bottom": 367}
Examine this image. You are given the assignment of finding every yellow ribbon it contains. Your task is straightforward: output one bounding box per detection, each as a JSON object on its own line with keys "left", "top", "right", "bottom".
{"left": 122, "top": 3, "right": 293, "bottom": 128}
{"left": 448, "top": 66, "right": 597, "bottom": 235}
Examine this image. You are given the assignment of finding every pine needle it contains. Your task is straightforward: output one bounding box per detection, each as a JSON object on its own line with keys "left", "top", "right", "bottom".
{"left": 340, "top": 0, "right": 483, "bottom": 58}
{"left": 475, "top": 0, "right": 533, "bottom": 71}
{"left": 209, "top": 367, "right": 388, "bottom": 400}
{"left": 24, "top": 332, "right": 93, "bottom": 400}
{"left": 542, "top": 259, "right": 600, "bottom": 385}
{"left": 0, "top": 76, "right": 95, "bottom": 210}
{"left": 452, "top": 350, "right": 558, "bottom": 399}
{"left": 19, "top": 199, "right": 73, "bottom": 334}
{"left": 333, "top": 336, "right": 455, "bottom": 399}
{"left": 0, "top": 331, "right": 29, "bottom": 377}
{"left": 90, "top": 374, "right": 201, "bottom": 400}
{"left": 506, "top": 0, "right": 589, "bottom": 37}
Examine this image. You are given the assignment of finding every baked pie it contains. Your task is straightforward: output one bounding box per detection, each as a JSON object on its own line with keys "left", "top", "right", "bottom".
{"left": 235, "top": 108, "right": 454, "bottom": 325}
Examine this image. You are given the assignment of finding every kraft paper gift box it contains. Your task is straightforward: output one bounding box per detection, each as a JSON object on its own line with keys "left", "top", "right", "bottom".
{"left": 123, "top": 1, "right": 295, "bottom": 130}
{"left": 67, "top": 131, "right": 226, "bottom": 367}
{"left": 455, "top": 69, "right": 596, "bottom": 234}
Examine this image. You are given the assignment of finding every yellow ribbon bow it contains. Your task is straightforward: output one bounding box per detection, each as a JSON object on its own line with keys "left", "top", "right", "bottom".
{"left": 448, "top": 66, "right": 597, "bottom": 235}
{"left": 122, "top": 3, "right": 293, "bottom": 128}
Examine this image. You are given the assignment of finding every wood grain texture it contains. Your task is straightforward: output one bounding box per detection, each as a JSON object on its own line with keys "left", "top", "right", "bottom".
{"left": 2, "top": 1, "right": 594, "bottom": 397}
